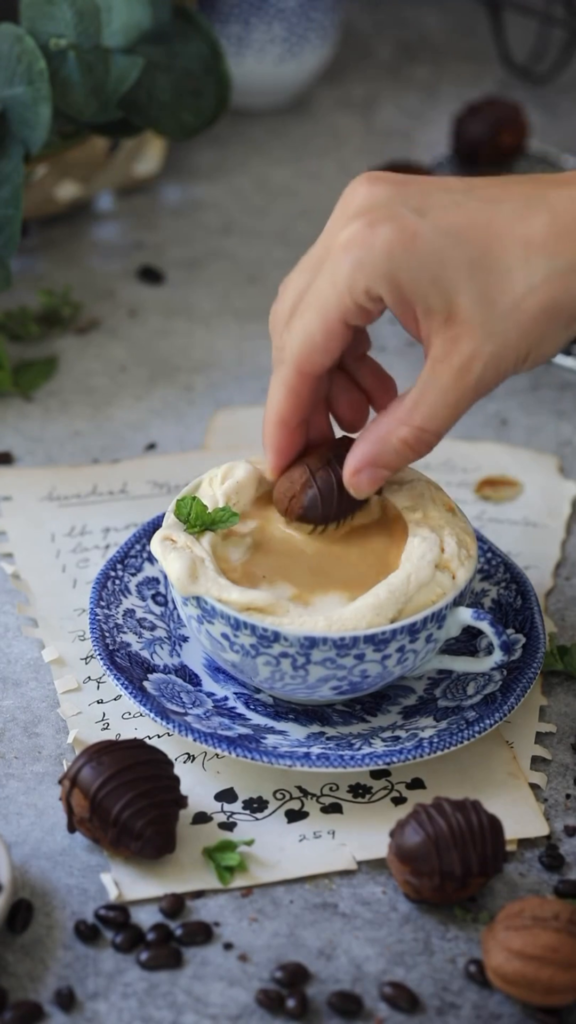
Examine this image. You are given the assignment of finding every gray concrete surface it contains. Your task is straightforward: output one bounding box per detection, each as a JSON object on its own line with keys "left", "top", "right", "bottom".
{"left": 1, "top": 1, "right": 576, "bottom": 1021}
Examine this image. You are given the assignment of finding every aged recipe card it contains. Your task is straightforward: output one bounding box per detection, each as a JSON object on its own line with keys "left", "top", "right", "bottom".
{"left": 1, "top": 418, "right": 572, "bottom": 900}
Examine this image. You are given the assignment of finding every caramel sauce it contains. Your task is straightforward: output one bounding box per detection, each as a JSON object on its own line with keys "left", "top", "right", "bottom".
{"left": 215, "top": 493, "right": 408, "bottom": 605}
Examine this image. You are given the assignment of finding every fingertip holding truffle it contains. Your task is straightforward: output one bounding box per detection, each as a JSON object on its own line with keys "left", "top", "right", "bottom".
{"left": 59, "top": 738, "right": 188, "bottom": 860}
{"left": 386, "top": 796, "right": 506, "bottom": 904}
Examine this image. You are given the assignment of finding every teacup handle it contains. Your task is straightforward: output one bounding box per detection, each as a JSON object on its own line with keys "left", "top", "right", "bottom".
{"left": 420, "top": 606, "right": 512, "bottom": 674}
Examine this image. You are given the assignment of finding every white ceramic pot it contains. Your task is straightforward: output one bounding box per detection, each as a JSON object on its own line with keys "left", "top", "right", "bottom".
{"left": 198, "top": 0, "right": 345, "bottom": 112}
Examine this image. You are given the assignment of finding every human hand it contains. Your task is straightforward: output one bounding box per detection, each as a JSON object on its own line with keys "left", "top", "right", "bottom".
{"left": 264, "top": 170, "right": 576, "bottom": 497}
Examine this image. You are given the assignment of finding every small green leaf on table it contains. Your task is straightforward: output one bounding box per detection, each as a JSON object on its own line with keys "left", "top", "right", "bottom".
{"left": 12, "top": 355, "right": 58, "bottom": 397}
{"left": 0, "top": 287, "right": 83, "bottom": 342}
{"left": 203, "top": 839, "right": 255, "bottom": 887}
{"left": 543, "top": 633, "right": 576, "bottom": 679}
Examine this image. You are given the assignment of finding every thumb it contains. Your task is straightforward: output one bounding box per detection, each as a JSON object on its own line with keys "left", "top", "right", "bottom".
{"left": 343, "top": 353, "right": 479, "bottom": 497}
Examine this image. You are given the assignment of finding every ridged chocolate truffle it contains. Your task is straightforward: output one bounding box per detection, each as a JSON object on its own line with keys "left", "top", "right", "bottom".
{"left": 453, "top": 97, "right": 528, "bottom": 172}
{"left": 482, "top": 896, "right": 576, "bottom": 1007}
{"left": 272, "top": 435, "right": 366, "bottom": 527}
{"left": 387, "top": 796, "right": 505, "bottom": 904}
{"left": 60, "top": 739, "right": 188, "bottom": 859}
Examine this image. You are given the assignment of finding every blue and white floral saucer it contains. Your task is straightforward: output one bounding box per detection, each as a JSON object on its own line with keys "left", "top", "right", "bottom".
{"left": 89, "top": 516, "right": 545, "bottom": 771}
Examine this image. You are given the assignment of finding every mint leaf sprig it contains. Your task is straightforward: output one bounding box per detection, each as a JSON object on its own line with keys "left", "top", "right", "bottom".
{"left": 543, "top": 633, "right": 576, "bottom": 679}
{"left": 174, "top": 495, "right": 239, "bottom": 536}
{"left": 203, "top": 838, "right": 254, "bottom": 887}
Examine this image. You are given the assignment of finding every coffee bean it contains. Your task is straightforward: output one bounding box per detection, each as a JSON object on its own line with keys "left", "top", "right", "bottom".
{"left": 0, "top": 451, "right": 14, "bottom": 465}
{"left": 145, "top": 922, "right": 173, "bottom": 946}
{"left": 563, "top": 824, "right": 576, "bottom": 838}
{"left": 53, "top": 986, "right": 76, "bottom": 1013}
{"left": 285, "top": 989, "right": 308, "bottom": 1019}
{"left": 137, "top": 945, "right": 183, "bottom": 971}
{"left": 464, "top": 958, "right": 491, "bottom": 988}
{"left": 380, "top": 981, "right": 420, "bottom": 1013}
{"left": 553, "top": 878, "right": 576, "bottom": 899}
{"left": 74, "top": 919, "right": 101, "bottom": 944}
{"left": 174, "top": 921, "right": 213, "bottom": 947}
{"left": 255, "top": 988, "right": 285, "bottom": 1013}
{"left": 112, "top": 924, "right": 145, "bottom": 953}
{"left": 326, "top": 990, "right": 364, "bottom": 1018}
{"left": 0, "top": 987, "right": 7, "bottom": 1015}
{"left": 272, "top": 962, "right": 312, "bottom": 989}
{"left": 136, "top": 264, "right": 165, "bottom": 286}
{"left": 223, "top": 941, "right": 235, "bottom": 951}
{"left": 7, "top": 898, "right": 34, "bottom": 935}
{"left": 94, "top": 903, "right": 130, "bottom": 930}
{"left": 538, "top": 843, "right": 566, "bottom": 872}
{"left": 159, "top": 893, "right": 185, "bottom": 920}
{"left": 0, "top": 1000, "right": 45, "bottom": 1023}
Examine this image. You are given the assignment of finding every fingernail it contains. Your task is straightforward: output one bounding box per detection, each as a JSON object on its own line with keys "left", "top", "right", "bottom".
{"left": 347, "top": 468, "right": 385, "bottom": 500}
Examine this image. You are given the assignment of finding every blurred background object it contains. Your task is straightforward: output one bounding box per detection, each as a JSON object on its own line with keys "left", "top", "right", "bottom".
{"left": 198, "top": 0, "right": 345, "bottom": 111}
{"left": 479, "top": 0, "right": 576, "bottom": 84}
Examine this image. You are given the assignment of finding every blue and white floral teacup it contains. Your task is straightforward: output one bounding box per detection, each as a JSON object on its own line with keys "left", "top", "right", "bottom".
{"left": 170, "top": 557, "right": 512, "bottom": 704}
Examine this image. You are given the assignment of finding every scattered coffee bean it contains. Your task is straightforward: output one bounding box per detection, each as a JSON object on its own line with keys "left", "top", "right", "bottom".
{"left": 95, "top": 903, "right": 130, "bottom": 930}
{"left": 159, "top": 893, "right": 185, "bottom": 919}
{"left": 380, "top": 981, "right": 420, "bottom": 1014}
{"left": 112, "top": 924, "right": 145, "bottom": 953}
{"left": 326, "top": 990, "right": 364, "bottom": 1019}
{"left": 174, "top": 921, "right": 213, "bottom": 947}
{"left": 137, "top": 945, "right": 183, "bottom": 971}
{"left": 285, "top": 989, "right": 308, "bottom": 1020}
{"left": 272, "top": 962, "right": 312, "bottom": 989}
{"left": 74, "top": 919, "right": 101, "bottom": 944}
{"left": 240, "top": 888, "right": 254, "bottom": 898}
{"left": 538, "top": 843, "right": 566, "bottom": 872}
{"left": 0, "top": 988, "right": 7, "bottom": 1015}
{"left": 223, "top": 941, "right": 235, "bottom": 951}
{"left": 553, "top": 878, "right": 576, "bottom": 899}
{"left": 136, "top": 264, "right": 165, "bottom": 286}
{"left": 53, "top": 986, "right": 76, "bottom": 1013}
{"left": 0, "top": 451, "right": 14, "bottom": 465}
{"left": 143, "top": 442, "right": 157, "bottom": 452}
{"left": 237, "top": 952, "right": 250, "bottom": 963}
{"left": 7, "top": 898, "right": 34, "bottom": 935}
{"left": 464, "top": 958, "right": 491, "bottom": 988}
{"left": 523, "top": 1008, "right": 564, "bottom": 1023}
{"left": 564, "top": 824, "right": 576, "bottom": 838}
{"left": 0, "top": 1000, "right": 45, "bottom": 1023}
{"left": 145, "top": 922, "right": 173, "bottom": 946}
{"left": 255, "top": 988, "right": 285, "bottom": 1013}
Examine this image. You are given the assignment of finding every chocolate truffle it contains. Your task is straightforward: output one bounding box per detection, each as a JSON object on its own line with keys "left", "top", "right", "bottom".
{"left": 60, "top": 738, "right": 188, "bottom": 859}
{"left": 387, "top": 796, "right": 505, "bottom": 904}
{"left": 272, "top": 435, "right": 366, "bottom": 527}
{"left": 482, "top": 896, "right": 576, "bottom": 1007}
{"left": 452, "top": 97, "right": 528, "bottom": 173}
{"left": 376, "top": 160, "right": 432, "bottom": 175}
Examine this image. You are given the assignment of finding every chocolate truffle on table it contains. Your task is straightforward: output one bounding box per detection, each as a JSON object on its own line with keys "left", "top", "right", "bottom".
{"left": 59, "top": 738, "right": 187, "bottom": 859}
{"left": 386, "top": 796, "right": 505, "bottom": 904}
{"left": 482, "top": 896, "right": 576, "bottom": 1007}
{"left": 272, "top": 435, "right": 367, "bottom": 527}
{"left": 452, "top": 96, "right": 528, "bottom": 173}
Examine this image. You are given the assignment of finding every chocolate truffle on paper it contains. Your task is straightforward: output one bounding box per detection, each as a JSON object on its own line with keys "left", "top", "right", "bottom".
{"left": 60, "top": 738, "right": 188, "bottom": 859}
{"left": 272, "top": 435, "right": 367, "bottom": 527}
{"left": 453, "top": 96, "right": 528, "bottom": 172}
{"left": 482, "top": 896, "right": 576, "bottom": 1007}
{"left": 387, "top": 796, "right": 505, "bottom": 904}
